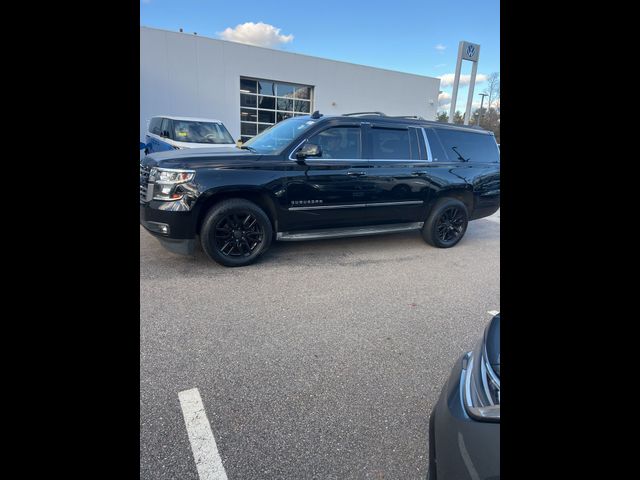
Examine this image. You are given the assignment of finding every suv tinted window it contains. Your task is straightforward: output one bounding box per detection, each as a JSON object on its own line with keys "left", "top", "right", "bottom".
{"left": 149, "top": 117, "right": 162, "bottom": 135}
{"left": 371, "top": 127, "right": 411, "bottom": 160}
{"left": 409, "top": 127, "right": 422, "bottom": 160}
{"left": 160, "top": 118, "right": 170, "bottom": 137}
{"left": 424, "top": 128, "right": 447, "bottom": 162}
{"left": 434, "top": 128, "right": 499, "bottom": 163}
{"left": 173, "top": 121, "right": 235, "bottom": 144}
{"left": 307, "top": 126, "right": 361, "bottom": 159}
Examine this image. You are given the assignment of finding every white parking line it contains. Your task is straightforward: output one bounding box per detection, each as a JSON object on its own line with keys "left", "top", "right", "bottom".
{"left": 487, "top": 310, "right": 499, "bottom": 316}
{"left": 178, "top": 388, "right": 229, "bottom": 480}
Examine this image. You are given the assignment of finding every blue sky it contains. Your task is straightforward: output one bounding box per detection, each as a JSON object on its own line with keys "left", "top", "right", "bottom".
{"left": 140, "top": 0, "right": 499, "bottom": 115}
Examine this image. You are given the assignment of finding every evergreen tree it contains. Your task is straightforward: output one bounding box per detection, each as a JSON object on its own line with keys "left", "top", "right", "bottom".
{"left": 436, "top": 111, "right": 449, "bottom": 122}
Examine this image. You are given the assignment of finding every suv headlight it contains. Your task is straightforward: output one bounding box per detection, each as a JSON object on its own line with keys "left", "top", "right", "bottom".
{"left": 462, "top": 332, "right": 500, "bottom": 422}
{"left": 149, "top": 168, "right": 195, "bottom": 201}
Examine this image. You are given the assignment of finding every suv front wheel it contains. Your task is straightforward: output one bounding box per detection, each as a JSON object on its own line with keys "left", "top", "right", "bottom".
{"left": 200, "top": 199, "right": 273, "bottom": 267}
{"left": 422, "top": 198, "right": 469, "bottom": 248}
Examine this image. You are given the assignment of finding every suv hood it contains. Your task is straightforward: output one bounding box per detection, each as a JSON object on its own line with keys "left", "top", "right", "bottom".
{"left": 171, "top": 142, "right": 236, "bottom": 149}
{"left": 142, "top": 147, "right": 262, "bottom": 170}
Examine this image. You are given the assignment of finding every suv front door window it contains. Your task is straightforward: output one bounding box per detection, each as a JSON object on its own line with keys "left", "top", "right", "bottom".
{"left": 286, "top": 124, "right": 372, "bottom": 230}
{"left": 307, "top": 127, "right": 361, "bottom": 159}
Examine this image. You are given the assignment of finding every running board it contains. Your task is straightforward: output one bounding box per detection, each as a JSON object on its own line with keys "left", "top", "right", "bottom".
{"left": 276, "top": 222, "right": 424, "bottom": 241}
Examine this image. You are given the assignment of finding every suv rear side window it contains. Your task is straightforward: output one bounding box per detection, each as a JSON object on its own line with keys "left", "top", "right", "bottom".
{"left": 371, "top": 127, "right": 411, "bottom": 160}
{"left": 424, "top": 128, "right": 447, "bottom": 162}
{"left": 149, "top": 117, "right": 162, "bottom": 135}
{"left": 434, "top": 128, "right": 500, "bottom": 163}
{"left": 409, "top": 127, "right": 422, "bottom": 160}
{"left": 160, "top": 118, "right": 170, "bottom": 138}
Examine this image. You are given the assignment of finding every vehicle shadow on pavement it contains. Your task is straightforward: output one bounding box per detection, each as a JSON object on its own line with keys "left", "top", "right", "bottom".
{"left": 141, "top": 218, "right": 497, "bottom": 277}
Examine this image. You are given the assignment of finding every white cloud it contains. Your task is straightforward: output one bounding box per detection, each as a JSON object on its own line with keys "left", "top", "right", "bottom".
{"left": 218, "top": 22, "right": 294, "bottom": 48}
{"left": 435, "top": 44, "right": 446, "bottom": 52}
{"left": 438, "top": 91, "right": 451, "bottom": 108}
{"left": 439, "top": 73, "right": 488, "bottom": 87}
{"left": 437, "top": 92, "right": 452, "bottom": 113}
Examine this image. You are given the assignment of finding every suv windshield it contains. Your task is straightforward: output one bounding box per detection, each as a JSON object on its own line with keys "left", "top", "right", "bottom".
{"left": 243, "top": 117, "right": 318, "bottom": 154}
{"left": 172, "top": 121, "right": 235, "bottom": 144}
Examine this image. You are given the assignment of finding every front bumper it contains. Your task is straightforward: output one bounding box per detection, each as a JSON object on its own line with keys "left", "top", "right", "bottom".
{"left": 140, "top": 203, "right": 198, "bottom": 238}
{"left": 155, "top": 237, "right": 196, "bottom": 255}
{"left": 428, "top": 354, "right": 500, "bottom": 480}
{"left": 140, "top": 203, "right": 198, "bottom": 255}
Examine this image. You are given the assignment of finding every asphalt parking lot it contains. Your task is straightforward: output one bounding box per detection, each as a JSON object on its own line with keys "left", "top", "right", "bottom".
{"left": 140, "top": 211, "right": 499, "bottom": 479}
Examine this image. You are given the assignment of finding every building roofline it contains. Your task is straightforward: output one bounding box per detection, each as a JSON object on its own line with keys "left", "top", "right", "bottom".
{"left": 140, "top": 26, "right": 440, "bottom": 83}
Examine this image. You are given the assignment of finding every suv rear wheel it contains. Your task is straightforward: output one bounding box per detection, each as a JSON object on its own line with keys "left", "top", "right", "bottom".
{"left": 200, "top": 199, "right": 273, "bottom": 267}
{"left": 422, "top": 198, "right": 469, "bottom": 248}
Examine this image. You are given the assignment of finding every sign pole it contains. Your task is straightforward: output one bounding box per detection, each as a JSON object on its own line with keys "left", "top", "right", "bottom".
{"left": 448, "top": 41, "right": 480, "bottom": 125}
{"left": 463, "top": 60, "right": 478, "bottom": 125}
{"left": 448, "top": 42, "right": 464, "bottom": 123}
{"left": 477, "top": 93, "right": 487, "bottom": 126}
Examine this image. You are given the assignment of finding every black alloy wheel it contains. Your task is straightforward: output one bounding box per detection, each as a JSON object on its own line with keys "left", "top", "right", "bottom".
{"left": 214, "top": 212, "right": 264, "bottom": 257}
{"left": 435, "top": 207, "right": 465, "bottom": 244}
{"left": 200, "top": 199, "right": 273, "bottom": 267}
{"left": 422, "top": 198, "right": 469, "bottom": 248}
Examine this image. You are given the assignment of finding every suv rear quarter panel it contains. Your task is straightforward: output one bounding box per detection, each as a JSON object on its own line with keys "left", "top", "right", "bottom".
{"left": 424, "top": 162, "right": 500, "bottom": 219}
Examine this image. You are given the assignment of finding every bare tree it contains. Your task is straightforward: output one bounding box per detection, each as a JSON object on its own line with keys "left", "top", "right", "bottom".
{"left": 484, "top": 72, "right": 500, "bottom": 109}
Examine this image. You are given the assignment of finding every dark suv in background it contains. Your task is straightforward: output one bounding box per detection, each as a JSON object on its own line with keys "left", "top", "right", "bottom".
{"left": 140, "top": 111, "right": 500, "bottom": 266}
{"left": 428, "top": 313, "right": 500, "bottom": 479}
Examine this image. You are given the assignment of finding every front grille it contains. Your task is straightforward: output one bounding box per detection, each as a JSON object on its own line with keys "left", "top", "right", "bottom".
{"left": 140, "top": 164, "right": 151, "bottom": 202}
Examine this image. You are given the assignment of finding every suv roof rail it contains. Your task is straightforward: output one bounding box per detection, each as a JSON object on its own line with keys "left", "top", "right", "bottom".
{"left": 342, "top": 112, "right": 426, "bottom": 120}
{"left": 388, "top": 115, "right": 425, "bottom": 120}
{"left": 343, "top": 111, "right": 387, "bottom": 117}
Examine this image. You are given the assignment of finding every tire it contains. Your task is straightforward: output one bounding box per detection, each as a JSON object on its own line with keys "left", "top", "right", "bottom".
{"left": 422, "top": 198, "right": 469, "bottom": 248}
{"left": 200, "top": 199, "right": 273, "bottom": 267}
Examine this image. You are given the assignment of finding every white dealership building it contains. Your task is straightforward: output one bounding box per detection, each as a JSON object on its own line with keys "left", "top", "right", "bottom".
{"left": 140, "top": 26, "right": 441, "bottom": 143}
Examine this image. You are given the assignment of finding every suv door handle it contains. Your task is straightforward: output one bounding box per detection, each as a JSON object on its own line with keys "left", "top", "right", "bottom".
{"left": 412, "top": 171, "right": 428, "bottom": 176}
{"left": 348, "top": 171, "right": 367, "bottom": 177}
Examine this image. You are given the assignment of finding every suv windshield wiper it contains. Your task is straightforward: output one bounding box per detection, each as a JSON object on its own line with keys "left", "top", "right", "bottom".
{"left": 240, "top": 145, "right": 257, "bottom": 153}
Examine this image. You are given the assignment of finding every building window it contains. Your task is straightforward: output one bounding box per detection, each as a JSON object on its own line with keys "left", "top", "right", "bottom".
{"left": 239, "top": 77, "right": 313, "bottom": 143}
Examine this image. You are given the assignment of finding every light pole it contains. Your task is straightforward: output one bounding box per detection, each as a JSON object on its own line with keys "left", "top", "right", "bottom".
{"left": 477, "top": 93, "right": 488, "bottom": 126}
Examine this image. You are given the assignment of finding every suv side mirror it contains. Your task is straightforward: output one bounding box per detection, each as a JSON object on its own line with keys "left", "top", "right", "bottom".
{"left": 296, "top": 143, "right": 322, "bottom": 163}
{"left": 161, "top": 130, "right": 170, "bottom": 138}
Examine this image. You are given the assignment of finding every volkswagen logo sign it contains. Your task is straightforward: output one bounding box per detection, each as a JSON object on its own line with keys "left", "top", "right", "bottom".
{"left": 466, "top": 44, "right": 476, "bottom": 58}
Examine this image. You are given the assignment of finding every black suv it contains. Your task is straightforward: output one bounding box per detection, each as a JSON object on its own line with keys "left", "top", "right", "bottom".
{"left": 140, "top": 112, "right": 500, "bottom": 267}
